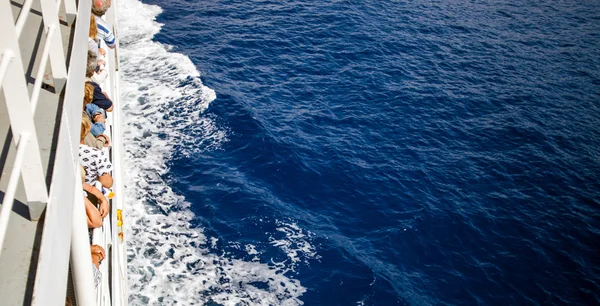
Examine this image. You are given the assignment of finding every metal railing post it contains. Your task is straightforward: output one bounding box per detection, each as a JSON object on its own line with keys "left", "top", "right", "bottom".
{"left": 0, "top": 0, "right": 49, "bottom": 220}
{"left": 39, "top": 0, "right": 68, "bottom": 91}
{"left": 30, "top": 24, "right": 57, "bottom": 112}
{"left": 0, "top": 133, "right": 31, "bottom": 257}
{"left": 14, "top": 0, "right": 35, "bottom": 38}
{"left": 71, "top": 185, "right": 96, "bottom": 306}
{"left": 0, "top": 50, "right": 14, "bottom": 86}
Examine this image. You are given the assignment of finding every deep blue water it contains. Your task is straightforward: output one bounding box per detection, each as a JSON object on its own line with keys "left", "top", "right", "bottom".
{"left": 139, "top": 0, "right": 600, "bottom": 304}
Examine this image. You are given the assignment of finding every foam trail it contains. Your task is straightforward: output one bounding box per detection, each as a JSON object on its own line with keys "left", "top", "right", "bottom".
{"left": 117, "top": 0, "right": 307, "bottom": 304}
{"left": 269, "top": 220, "right": 320, "bottom": 271}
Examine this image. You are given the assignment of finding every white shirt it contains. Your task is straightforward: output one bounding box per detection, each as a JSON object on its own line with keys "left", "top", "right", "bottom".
{"left": 79, "top": 144, "right": 112, "bottom": 185}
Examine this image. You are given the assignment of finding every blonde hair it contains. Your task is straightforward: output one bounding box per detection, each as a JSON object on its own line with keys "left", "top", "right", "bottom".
{"left": 81, "top": 112, "right": 91, "bottom": 142}
{"left": 80, "top": 165, "right": 86, "bottom": 183}
{"left": 89, "top": 13, "right": 98, "bottom": 39}
{"left": 83, "top": 83, "right": 94, "bottom": 106}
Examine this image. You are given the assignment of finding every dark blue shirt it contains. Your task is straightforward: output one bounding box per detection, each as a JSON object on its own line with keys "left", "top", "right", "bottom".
{"left": 87, "top": 81, "right": 112, "bottom": 110}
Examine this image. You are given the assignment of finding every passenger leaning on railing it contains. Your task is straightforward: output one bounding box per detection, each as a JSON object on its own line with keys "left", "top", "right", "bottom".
{"left": 80, "top": 115, "right": 113, "bottom": 189}
{"left": 88, "top": 14, "right": 108, "bottom": 84}
{"left": 80, "top": 165, "right": 103, "bottom": 229}
{"left": 90, "top": 245, "right": 104, "bottom": 289}
{"left": 92, "top": 0, "right": 115, "bottom": 49}
{"left": 80, "top": 164, "right": 110, "bottom": 220}
{"left": 82, "top": 117, "right": 110, "bottom": 149}
{"left": 85, "top": 51, "right": 113, "bottom": 112}
{"left": 83, "top": 82, "right": 108, "bottom": 140}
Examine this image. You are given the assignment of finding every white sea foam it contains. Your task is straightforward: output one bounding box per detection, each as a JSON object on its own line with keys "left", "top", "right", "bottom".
{"left": 117, "top": 0, "right": 311, "bottom": 304}
{"left": 268, "top": 220, "right": 320, "bottom": 270}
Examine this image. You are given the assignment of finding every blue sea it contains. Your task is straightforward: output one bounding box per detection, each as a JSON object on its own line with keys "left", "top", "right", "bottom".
{"left": 118, "top": 0, "right": 600, "bottom": 305}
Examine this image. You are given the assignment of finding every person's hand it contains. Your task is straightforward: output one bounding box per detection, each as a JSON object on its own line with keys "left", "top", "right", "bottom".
{"left": 97, "top": 59, "right": 106, "bottom": 67}
{"left": 94, "top": 113, "right": 106, "bottom": 123}
{"left": 99, "top": 48, "right": 106, "bottom": 56}
{"left": 91, "top": 245, "right": 105, "bottom": 268}
{"left": 98, "top": 196, "right": 109, "bottom": 218}
{"left": 97, "top": 134, "right": 111, "bottom": 147}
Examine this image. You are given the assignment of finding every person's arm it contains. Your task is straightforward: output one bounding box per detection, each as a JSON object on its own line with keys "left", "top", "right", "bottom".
{"left": 96, "top": 18, "right": 116, "bottom": 49}
{"left": 90, "top": 122, "right": 106, "bottom": 137}
{"left": 90, "top": 82, "right": 113, "bottom": 111}
{"left": 97, "top": 134, "right": 110, "bottom": 147}
{"left": 93, "top": 69, "right": 108, "bottom": 84}
{"left": 97, "top": 150, "right": 113, "bottom": 188}
{"left": 85, "top": 197, "right": 103, "bottom": 228}
{"left": 101, "top": 91, "right": 112, "bottom": 101}
{"left": 88, "top": 38, "right": 99, "bottom": 56}
{"left": 84, "top": 132, "right": 105, "bottom": 149}
{"left": 83, "top": 183, "right": 109, "bottom": 218}
{"left": 93, "top": 113, "right": 105, "bottom": 123}
{"left": 98, "top": 174, "right": 113, "bottom": 188}
{"left": 101, "top": 92, "right": 114, "bottom": 112}
{"left": 90, "top": 245, "right": 105, "bottom": 268}
{"left": 104, "top": 32, "right": 116, "bottom": 49}
{"left": 91, "top": 245, "right": 104, "bottom": 289}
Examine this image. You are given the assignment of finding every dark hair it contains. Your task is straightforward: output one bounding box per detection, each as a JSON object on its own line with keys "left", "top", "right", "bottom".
{"left": 86, "top": 51, "right": 98, "bottom": 77}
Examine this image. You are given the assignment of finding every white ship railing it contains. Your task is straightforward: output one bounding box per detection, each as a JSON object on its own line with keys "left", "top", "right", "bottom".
{"left": 0, "top": 0, "right": 127, "bottom": 305}
{"left": 105, "top": 5, "right": 129, "bottom": 305}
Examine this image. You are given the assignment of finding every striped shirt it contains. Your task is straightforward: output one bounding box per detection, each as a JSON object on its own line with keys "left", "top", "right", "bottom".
{"left": 95, "top": 16, "right": 116, "bottom": 48}
{"left": 93, "top": 264, "right": 101, "bottom": 288}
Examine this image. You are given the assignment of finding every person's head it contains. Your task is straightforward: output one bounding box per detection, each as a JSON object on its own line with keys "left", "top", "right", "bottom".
{"left": 86, "top": 50, "right": 97, "bottom": 77}
{"left": 89, "top": 13, "right": 97, "bottom": 39}
{"left": 83, "top": 83, "right": 94, "bottom": 105}
{"left": 81, "top": 113, "right": 92, "bottom": 142}
{"left": 92, "top": 0, "right": 111, "bottom": 16}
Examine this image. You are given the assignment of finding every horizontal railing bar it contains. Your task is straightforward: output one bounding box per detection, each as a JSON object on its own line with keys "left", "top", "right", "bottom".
{"left": 0, "top": 50, "right": 14, "bottom": 90}
{"left": 30, "top": 24, "right": 56, "bottom": 113}
{"left": 0, "top": 132, "right": 31, "bottom": 258}
{"left": 14, "top": 0, "right": 35, "bottom": 38}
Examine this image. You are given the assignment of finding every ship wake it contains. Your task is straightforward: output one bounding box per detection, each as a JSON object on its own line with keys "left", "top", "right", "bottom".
{"left": 118, "top": 0, "right": 307, "bottom": 304}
